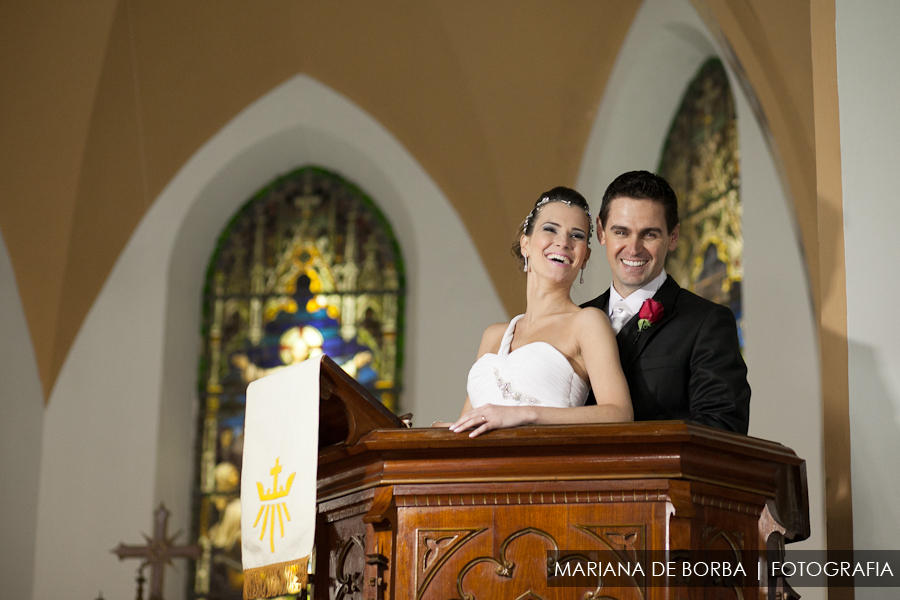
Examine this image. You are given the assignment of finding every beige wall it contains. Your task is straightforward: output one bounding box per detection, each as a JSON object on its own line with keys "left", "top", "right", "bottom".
{"left": 0, "top": 0, "right": 641, "bottom": 398}
{"left": 1, "top": 0, "right": 823, "bottom": 401}
{"left": 836, "top": 2, "right": 900, "bottom": 592}
{"left": 0, "top": 229, "right": 43, "bottom": 600}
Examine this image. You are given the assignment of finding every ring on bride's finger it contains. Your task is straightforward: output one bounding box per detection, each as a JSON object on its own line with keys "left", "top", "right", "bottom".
{"left": 482, "top": 415, "right": 486, "bottom": 423}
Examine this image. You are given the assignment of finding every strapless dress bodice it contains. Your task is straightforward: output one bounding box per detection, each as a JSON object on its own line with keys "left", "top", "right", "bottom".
{"left": 467, "top": 315, "right": 589, "bottom": 409}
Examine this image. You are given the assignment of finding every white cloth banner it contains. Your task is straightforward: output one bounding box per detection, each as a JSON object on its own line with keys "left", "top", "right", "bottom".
{"left": 241, "top": 356, "right": 320, "bottom": 598}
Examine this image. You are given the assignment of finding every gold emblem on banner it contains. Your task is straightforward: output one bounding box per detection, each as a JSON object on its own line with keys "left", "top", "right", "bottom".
{"left": 253, "top": 458, "right": 296, "bottom": 552}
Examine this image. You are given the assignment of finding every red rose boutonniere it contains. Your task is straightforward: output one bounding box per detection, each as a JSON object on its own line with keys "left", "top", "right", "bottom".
{"left": 637, "top": 298, "right": 664, "bottom": 332}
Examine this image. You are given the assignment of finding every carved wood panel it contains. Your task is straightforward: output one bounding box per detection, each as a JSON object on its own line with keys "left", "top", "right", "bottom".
{"left": 414, "top": 528, "right": 486, "bottom": 599}
{"left": 315, "top": 510, "right": 367, "bottom": 600}
{"left": 690, "top": 483, "right": 767, "bottom": 600}
{"left": 394, "top": 500, "right": 660, "bottom": 600}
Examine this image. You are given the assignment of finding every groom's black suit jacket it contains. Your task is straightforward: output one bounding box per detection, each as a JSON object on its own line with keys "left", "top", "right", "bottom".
{"left": 581, "top": 277, "right": 750, "bottom": 434}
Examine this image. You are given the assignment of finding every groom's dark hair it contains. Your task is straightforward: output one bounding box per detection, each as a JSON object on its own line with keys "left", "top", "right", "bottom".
{"left": 599, "top": 171, "right": 679, "bottom": 234}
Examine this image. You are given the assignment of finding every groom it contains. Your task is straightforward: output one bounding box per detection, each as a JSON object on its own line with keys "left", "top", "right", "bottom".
{"left": 582, "top": 171, "right": 750, "bottom": 434}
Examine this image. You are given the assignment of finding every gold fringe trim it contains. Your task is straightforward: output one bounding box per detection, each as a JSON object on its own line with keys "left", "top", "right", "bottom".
{"left": 243, "top": 556, "right": 309, "bottom": 600}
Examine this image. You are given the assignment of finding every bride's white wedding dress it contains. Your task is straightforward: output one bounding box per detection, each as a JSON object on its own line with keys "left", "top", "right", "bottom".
{"left": 467, "top": 314, "right": 589, "bottom": 409}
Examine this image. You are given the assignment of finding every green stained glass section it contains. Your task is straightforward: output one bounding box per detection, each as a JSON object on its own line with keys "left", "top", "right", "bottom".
{"left": 658, "top": 57, "right": 743, "bottom": 344}
{"left": 190, "top": 166, "right": 405, "bottom": 599}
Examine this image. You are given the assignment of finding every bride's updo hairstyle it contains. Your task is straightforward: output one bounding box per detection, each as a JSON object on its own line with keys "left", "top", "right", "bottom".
{"left": 512, "top": 186, "right": 593, "bottom": 270}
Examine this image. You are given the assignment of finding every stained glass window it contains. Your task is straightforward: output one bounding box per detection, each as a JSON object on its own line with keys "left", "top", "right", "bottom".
{"left": 658, "top": 57, "right": 743, "bottom": 344}
{"left": 190, "top": 166, "right": 406, "bottom": 599}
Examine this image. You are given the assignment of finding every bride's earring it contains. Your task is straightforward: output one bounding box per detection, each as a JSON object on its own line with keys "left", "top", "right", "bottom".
{"left": 580, "top": 267, "right": 585, "bottom": 284}
{"left": 523, "top": 255, "right": 529, "bottom": 273}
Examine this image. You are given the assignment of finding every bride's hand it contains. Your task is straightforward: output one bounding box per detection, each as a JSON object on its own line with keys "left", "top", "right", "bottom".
{"left": 449, "top": 405, "right": 532, "bottom": 438}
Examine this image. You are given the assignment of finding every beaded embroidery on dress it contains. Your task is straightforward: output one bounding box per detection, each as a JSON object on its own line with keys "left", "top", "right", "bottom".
{"left": 467, "top": 315, "right": 589, "bottom": 409}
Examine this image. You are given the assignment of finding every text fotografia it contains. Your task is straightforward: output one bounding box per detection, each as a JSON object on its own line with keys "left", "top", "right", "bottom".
{"left": 771, "top": 561, "right": 892, "bottom": 578}
{"left": 546, "top": 551, "right": 900, "bottom": 588}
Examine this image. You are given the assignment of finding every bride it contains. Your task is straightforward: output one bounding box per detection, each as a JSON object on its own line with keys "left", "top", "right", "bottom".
{"left": 446, "top": 187, "right": 632, "bottom": 437}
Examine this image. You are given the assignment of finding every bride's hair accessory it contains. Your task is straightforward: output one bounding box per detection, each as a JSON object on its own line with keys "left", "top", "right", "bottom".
{"left": 522, "top": 195, "right": 554, "bottom": 231}
{"left": 522, "top": 196, "right": 593, "bottom": 241}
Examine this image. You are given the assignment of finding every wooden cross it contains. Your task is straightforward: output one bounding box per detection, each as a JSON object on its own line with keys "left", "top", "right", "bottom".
{"left": 112, "top": 503, "right": 201, "bottom": 600}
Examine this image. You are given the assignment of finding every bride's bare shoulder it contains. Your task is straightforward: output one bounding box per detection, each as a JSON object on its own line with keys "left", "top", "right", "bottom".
{"left": 573, "top": 306, "right": 613, "bottom": 333}
{"left": 477, "top": 321, "right": 509, "bottom": 355}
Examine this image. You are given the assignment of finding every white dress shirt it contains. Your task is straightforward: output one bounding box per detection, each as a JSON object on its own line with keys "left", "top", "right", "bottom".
{"left": 607, "top": 269, "right": 668, "bottom": 324}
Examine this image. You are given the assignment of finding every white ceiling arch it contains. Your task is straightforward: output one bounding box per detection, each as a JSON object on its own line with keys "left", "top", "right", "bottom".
{"left": 33, "top": 74, "right": 505, "bottom": 600}
{"left": 576, "top": 0, "right": 825, "bottom": 573}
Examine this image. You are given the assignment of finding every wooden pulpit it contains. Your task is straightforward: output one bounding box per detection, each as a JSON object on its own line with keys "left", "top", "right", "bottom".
{"left": 314, "top": 357, "right": 809, "bottom": 600}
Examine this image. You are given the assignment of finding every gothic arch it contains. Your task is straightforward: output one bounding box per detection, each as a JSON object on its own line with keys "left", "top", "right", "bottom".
{"left": 32, "top": 74, "right": 505, "bottom": 600}
{"left": 575, "top": 0, "right": 825, "bottom": 567}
